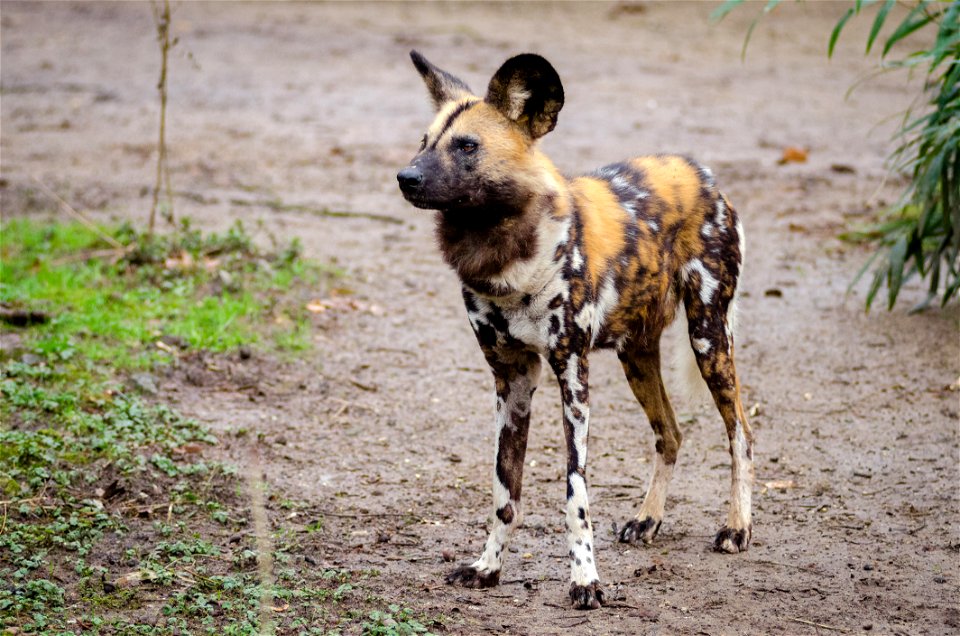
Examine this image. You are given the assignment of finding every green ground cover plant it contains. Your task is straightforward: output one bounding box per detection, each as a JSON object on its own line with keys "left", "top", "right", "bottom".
{"left": 0, "top": 219, "right": 442, "bottom": 635}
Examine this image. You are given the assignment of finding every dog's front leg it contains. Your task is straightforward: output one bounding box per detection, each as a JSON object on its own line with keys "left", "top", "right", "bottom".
{"left": 552, "top": 352, "right": 604, "bottom": 610}
{"left": 446, "top": 350, "right": 541, "bottom": 589}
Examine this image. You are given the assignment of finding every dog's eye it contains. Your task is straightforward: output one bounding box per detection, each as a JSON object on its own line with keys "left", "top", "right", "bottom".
{"left": 458, "top": 140, "right": 478, "bottom": 154}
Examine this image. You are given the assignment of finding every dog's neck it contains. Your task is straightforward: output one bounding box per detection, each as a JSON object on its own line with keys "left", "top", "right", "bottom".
{"left": 436, "top": 196, "right": 571, "bottom": 300}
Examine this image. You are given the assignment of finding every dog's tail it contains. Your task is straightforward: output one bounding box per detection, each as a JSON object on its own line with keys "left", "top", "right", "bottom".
{"left": 664, "top": 297, "right": 739, "bottom": 408}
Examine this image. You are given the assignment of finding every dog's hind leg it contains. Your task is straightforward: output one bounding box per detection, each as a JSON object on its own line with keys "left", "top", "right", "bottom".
{"left": 616, "top": 344, "right": 681, "bottom": 545}
{"left": 446, "top": 350, "right": 541, "bottom": 588}
{"left": 682, "top": 209, "right": 753, "bottom": 553}
{"left": 686, "top": 303, "right": 753, "bottom": 552}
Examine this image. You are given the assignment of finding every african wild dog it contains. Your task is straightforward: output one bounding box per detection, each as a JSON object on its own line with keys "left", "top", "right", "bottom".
{"left": 397, "top": 51, "right": 753, "bottom": 610}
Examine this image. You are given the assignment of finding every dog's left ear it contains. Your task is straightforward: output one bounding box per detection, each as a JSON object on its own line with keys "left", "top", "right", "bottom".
{"left": 485, "top": 54, "right": 564, "bottom": 139}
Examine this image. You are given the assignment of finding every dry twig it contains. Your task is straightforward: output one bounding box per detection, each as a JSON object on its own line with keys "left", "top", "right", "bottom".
{"left": 31, "top": 176, "right": 125, "bottom": 250}
{"left": 790, "top": 617, "right": 850, "bottom": 633}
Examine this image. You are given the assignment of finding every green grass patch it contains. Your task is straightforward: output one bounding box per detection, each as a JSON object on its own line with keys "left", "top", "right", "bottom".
{"left": 1, "top": 218, "right": 336, "bottom": 374}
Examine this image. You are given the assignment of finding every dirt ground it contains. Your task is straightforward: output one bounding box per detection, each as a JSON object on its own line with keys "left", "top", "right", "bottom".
{"left": 2, "top": 2, "right": 958, "bottom": 634}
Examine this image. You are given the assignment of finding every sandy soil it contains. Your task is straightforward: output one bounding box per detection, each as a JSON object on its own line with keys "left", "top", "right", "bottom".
{"left": 2, "top": 2, "right": 958, "bottom": 634}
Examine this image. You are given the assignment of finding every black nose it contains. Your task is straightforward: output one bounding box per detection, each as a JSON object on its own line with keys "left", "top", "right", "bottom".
{"left": 397, "top": 166, "right": 423, "bottom": 191}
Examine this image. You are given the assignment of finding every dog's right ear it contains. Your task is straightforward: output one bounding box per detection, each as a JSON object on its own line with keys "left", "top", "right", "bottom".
{"left": 410, "top": 50, "right": 473, "bottom": 111}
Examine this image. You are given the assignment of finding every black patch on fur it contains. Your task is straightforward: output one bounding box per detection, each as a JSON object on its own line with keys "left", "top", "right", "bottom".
{"left": 475, "top": 321, "right": 497, "bottom": 349}
{"left": 618, "top": 517, "right": 662, "bottom": 544}
{"left": 549, "top": 314, "right": 561, "bottom": 334}
{"left": 569, "top": 581, "right": 605, "bottom": 610}
{"left": 446, "top": 565, "right": 500, "bottom": 588}
{"left": 429, "top": 101, "right": 478, "bottom": 150}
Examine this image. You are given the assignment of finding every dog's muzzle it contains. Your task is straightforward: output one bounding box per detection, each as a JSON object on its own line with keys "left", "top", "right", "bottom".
{"left": 397, "top": 166, "right": 424, "bottom": 193}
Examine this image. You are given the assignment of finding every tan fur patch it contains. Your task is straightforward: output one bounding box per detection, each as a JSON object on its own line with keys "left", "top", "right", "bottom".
{"left": 571, "top": 177, "right": 628, "bottom": 288}
{"left": 630, "top": 156, "right": 702, "bottom": 217}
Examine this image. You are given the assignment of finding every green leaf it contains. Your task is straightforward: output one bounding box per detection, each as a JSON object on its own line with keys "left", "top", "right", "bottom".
{"left": 866, "top": 0, "right": 896, "bottom": 54}
{"left": 887, "top": 235, "right": 909, "bottom": 310}
{"left": 710, "top": 0, "right": 745, "bottom": 23}
{"left": 882, "top": 1, "right": 935, "bottom": 58}
{"left": 740, "top": 0, "right": 783, "bottom": 60}
{"left": 829, "top": 7, "right": 856, "bottom": 58}
{"left": 865, "top": 267, "right": 884, "bottom": 312}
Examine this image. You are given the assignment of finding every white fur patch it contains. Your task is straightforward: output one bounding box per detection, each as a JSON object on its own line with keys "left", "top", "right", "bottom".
{"left": 692, "top": 337, "right": 712, "bottom": 354}
{"left": 727, "top": 421, "right": 753, "bottom": 530}
{"left": 572, "top": 278, "right": 619, "bottom": 346}
{"left": 571, "top": 246, "right": 584, "bottom": 272}
{"left": 565, "top": 472, "right": 599, "bottom": 585}
{"left": 506, "top": 87, "right": 531, "bottom": 121}
{"left": 681, "top": 259, "right": 720, "bottom": 305}
{"left": 714, "top": 197, "right": 727, "bottom": 227}
{"left": 637, "top": 455, "right": 675, "bottom": 524}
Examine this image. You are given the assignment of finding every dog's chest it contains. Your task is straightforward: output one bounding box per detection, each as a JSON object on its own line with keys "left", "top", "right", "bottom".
{"left": 465, "top": 274, "right": 572, "bottom": 354}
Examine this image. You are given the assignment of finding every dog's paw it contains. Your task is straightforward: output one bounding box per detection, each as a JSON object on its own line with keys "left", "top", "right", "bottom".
{"left": 568, "top": 581, "right": 605, "bottom": 610}
{"left": 713, "top": 525, "right": 751, "bottom": 553}
{"left": 445, "top": 565, "right": 500, "bottom": 588}
{"left": 617, "top": 517, "right": 661, "bottom": 545}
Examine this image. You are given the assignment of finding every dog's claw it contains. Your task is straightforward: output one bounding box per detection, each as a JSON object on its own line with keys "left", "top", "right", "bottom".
{"left": 618, "top": 517, "right": 661, "bottom": 545}
{"left": 713, "top": 525, "right": 751, "bottom": 553}
{"left": 569, "top": 581, "right": 605, "bottom": 610}
{"left": 445, "top": 565, "right": 500, "bottom": 588}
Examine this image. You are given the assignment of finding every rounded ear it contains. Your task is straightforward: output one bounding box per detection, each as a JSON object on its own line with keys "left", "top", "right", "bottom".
{"left": 410, "top": 50, "right": 473, "bottom": 112}
{"left": 485, "top": 54, "right": 564, "bottom": 139}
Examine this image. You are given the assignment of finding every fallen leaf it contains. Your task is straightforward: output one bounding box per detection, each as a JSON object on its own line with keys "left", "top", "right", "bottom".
{"left": 778, "top": 146, "right": 808, "bottom": 164}
{"left": 271, "top": 603, "right": 290, "bottom": 613}
{"left": 306, "top": 296, "right": 385, "bottom": 315}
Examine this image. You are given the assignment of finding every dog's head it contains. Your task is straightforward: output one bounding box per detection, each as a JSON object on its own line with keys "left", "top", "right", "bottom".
{"left": 397, "top": 51, "right": 564, "bottom": 219}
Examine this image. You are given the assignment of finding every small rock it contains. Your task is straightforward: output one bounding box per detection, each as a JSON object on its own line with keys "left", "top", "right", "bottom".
{"left": 863, "top": 563, "right": 874, "bottom": 571}
{"left": 238, "top": 345, "right": 252, "bottom": 360}
{"left": 441, "top": 549, "right": 455, "bottom": 562}
{"left": 275, "top": 436, "right": 287, "bottom": 446}
{"left": 934, "top": 575, "right": 946, "bottom": 584}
